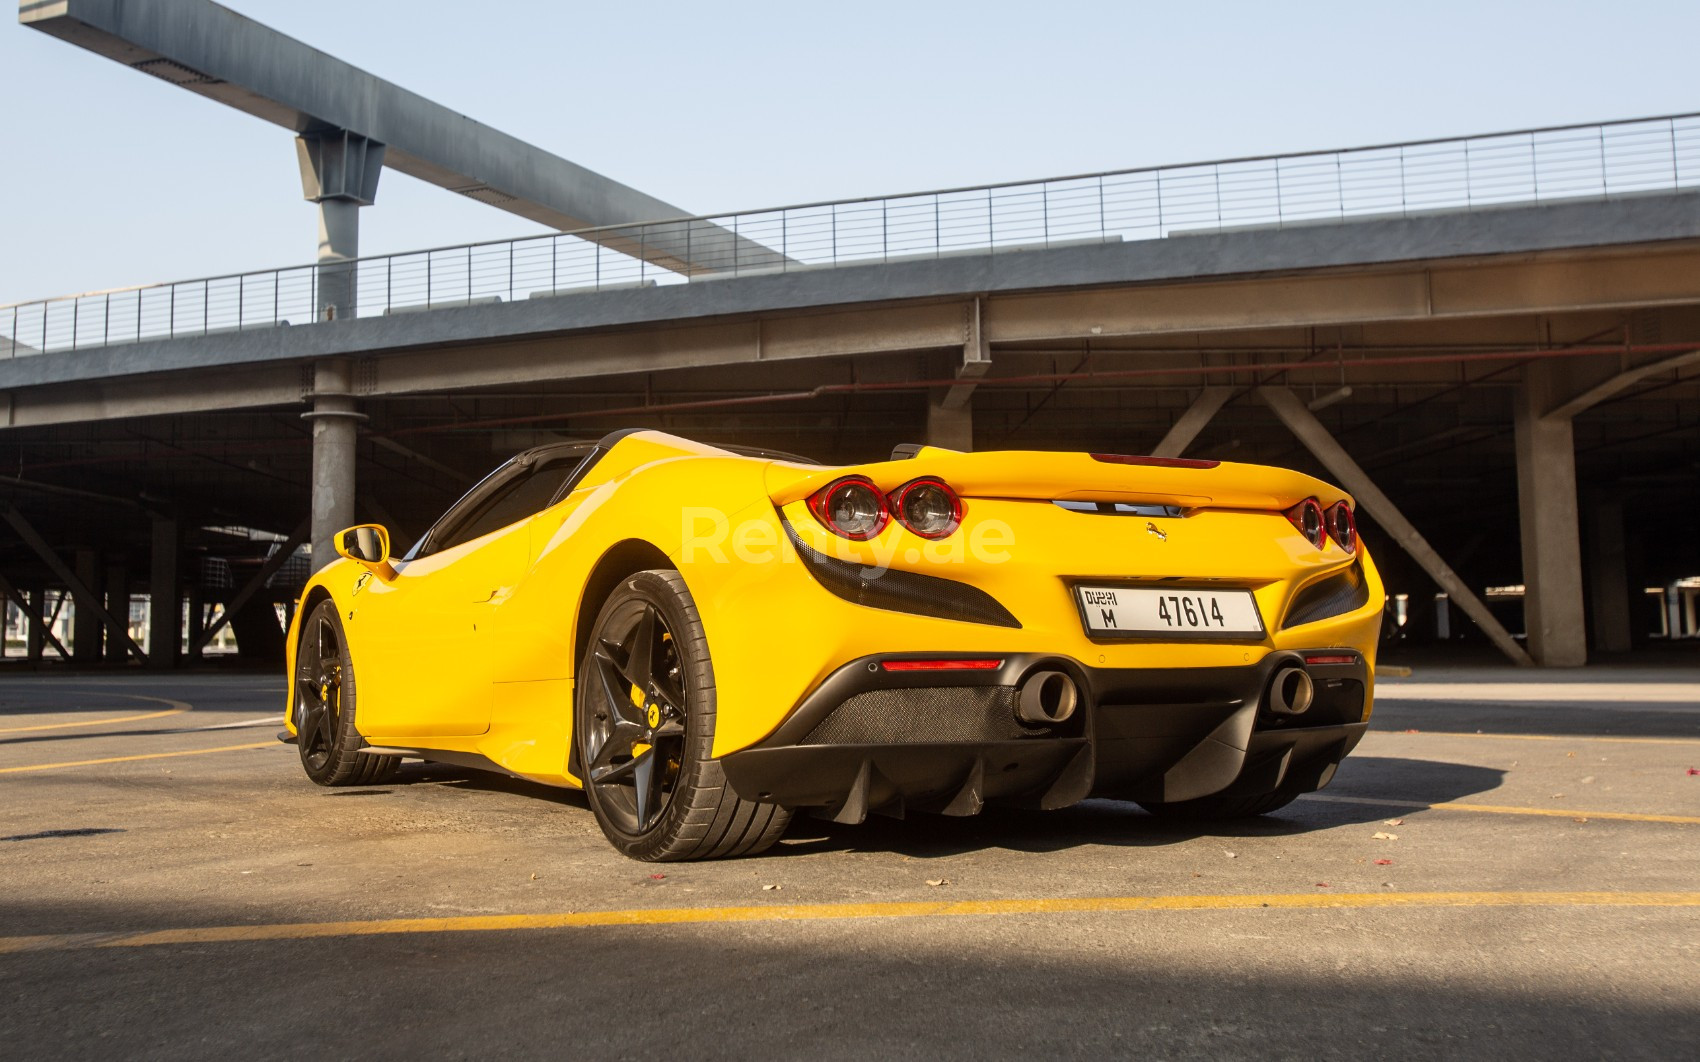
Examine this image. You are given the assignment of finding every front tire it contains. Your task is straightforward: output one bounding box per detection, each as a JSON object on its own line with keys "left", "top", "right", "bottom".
{"left": 293, "top": 599, "right": 399, "bottom": 786}
{"left": 576, "top": 570, "right": 790, "bottom": 861}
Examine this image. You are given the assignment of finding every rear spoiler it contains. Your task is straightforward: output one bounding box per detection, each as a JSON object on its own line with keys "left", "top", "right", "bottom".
{"left": 764, "top": 447, "right": 1350, "bottom": 512}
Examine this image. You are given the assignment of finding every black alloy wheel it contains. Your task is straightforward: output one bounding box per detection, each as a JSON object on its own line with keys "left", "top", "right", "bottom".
{"left": 581, "top": 598, "right": 689, "bottom": 835}
{"left": 576, "top": 570, "right": 790, "bottom": 861}
{"left": 293, "top": 600, "right": 398, "bottom": 786}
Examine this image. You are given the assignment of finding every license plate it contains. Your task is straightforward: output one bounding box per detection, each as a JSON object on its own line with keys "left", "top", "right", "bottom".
{"left": 1075, "top": 585, "right": 1264, "bottom": 637}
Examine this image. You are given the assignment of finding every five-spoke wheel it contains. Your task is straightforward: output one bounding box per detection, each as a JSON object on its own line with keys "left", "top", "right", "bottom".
{"left": 576, "top": 570, "right": 790, "bottom": 861}
{"left": 293, "top": 600, "right": 398, "bottom": 786}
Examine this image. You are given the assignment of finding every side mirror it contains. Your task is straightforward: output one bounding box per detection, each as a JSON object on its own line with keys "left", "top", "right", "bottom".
{"left": 335, "top": 524, "right": 397, "bottom": 581}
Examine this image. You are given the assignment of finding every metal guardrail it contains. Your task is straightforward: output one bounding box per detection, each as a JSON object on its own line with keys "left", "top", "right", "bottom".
{"left": 7, "top": 111, "right": 1700, "bottom": 359}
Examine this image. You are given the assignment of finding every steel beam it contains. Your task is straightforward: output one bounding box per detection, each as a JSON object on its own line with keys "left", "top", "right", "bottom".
{"left": 1258, "top": 386, "right": 1534, "bottom": 667}
{"left": 1545, "top": 346, "right": 1700, "bottom": 420}
{"left": 19, "top": 0, "right": 774, "bottom": 274}
{"left": 1151, "top": 386, "right": 1233, "bottom": 458}
{"left": 195, "top": 518, "right": 308, "bottom": 652}
{"left": 1, "top": 505, "right": 146, "bottom": 662}
{"left": 0, "top": 571, "right": 70, "bottom": 660}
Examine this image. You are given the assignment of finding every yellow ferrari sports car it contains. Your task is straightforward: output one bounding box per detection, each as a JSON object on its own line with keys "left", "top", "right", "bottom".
{"left": 283, "top": 429, "right": 1383, "bottom": 861}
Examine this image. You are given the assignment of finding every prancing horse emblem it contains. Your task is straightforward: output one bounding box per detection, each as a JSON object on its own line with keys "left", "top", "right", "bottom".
{"left": 1146, "top": 521, "right": 1168, "bottom": 542}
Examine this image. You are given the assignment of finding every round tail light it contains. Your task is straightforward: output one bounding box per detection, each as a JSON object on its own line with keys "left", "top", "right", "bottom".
{"left": 1327, "top": 501, "right": 1357, "bottom": 553}
{"left": 889, "top": 478, "right": 961, "bottom": 539}
{"left": 807, "top": 476, "right": 889, "bottom": 540}
{"left": 1285, "top": 498, "right": 1326, "bottom": 549}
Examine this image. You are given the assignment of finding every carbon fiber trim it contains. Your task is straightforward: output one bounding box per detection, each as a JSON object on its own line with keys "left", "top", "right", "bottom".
{"left": 1281, "top": 561, "right": 1370, "bottom": 629}
{"left": 780, "top": 516, "right": 1021, "bottom": 628}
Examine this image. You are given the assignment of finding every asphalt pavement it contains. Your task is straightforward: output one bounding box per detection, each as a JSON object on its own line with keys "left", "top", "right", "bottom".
{"left": 1, "top": 663, "right": 1696, "bottom": 1060}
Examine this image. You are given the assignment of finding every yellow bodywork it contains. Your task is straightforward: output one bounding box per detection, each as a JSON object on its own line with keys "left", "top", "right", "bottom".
{"left": 284, "top": 432, "right": 1383, "bottom": 787}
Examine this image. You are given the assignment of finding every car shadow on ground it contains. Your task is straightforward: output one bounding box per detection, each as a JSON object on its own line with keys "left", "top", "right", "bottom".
{"left": 775, "top": 756, "right": 1503, "bottom": 858}
{"left": 364, "top": 754, "right": 1500, "bottom": 859}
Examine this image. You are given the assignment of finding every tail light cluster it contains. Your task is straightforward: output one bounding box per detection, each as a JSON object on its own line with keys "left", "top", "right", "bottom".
{"left": 807, "top": 476, "right": 962, "bottom": 540}
{"left": 1285, "top": 497, "right": 1357, "bottom": 553}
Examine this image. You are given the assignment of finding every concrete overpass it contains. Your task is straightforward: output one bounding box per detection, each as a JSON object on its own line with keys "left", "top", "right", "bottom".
{"left": 4, "top": 91, "right": 1698, "bottom": 670}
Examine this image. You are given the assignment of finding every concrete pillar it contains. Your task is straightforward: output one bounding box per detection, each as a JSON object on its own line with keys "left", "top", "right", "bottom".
{"left": 1513, "top": 361, "right": 1587, "bottom": 666}
{"left": 149, "top": 517, "right": 180, "bottom": 670}
{"left": 296, "top": 129, "right": 383, "bottom": 322}
{"left": 104, "top": 561, "right": 128, "bottom": 663}
{"left": 926, "top": 393, "right": 973, "bottom": 451}
{"left": 1586, "top": 499, "right": 1633, "bottom": 653}
{"left": 25, "top": 588, "right": 44, "bottom": 662}
{"left": 306, "top": 358, "right": 361, "bottom": 571}
{"left": 72, "top": 550, "right": 101, "bottom": 662}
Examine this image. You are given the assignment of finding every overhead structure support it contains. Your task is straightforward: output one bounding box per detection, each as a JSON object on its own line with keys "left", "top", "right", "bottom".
{"left": 20, "top": 0, "right": 778, "bottom": 274}
{"left": 304, "top": 360, "right": 360, "bottom": 571}
{"left": 926, "top": 394, "right": 974, "bottom": 451}
{"left": 1514, "top": 361, "right": 1588, "bottom": 666}
{"left": 149, "top": 516, "right": 180, "bottom": 669}
{"left": 195, "top": 519, "right": 309, "bottom": 653}
{"left": 1, "top": 506, "right": 146, "bottom": 663}
{"left": 1258, "top": 387, "right": 1534, "bottom": 667}
{"left": 0, "top": 572, "right": 70, "bottom": 661}
{"left": 1152, "top": 386, "right": 1233, "bottom": 458}
{"left": 297, "top": 128, "right": 383, "bottom": 321}
{"left": 1586, "top": 499, "right": 1633, "bottom": 654}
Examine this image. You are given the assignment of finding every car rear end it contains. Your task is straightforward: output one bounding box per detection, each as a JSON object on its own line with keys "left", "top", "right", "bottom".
{"left": 707, "top": 446, "right": 1382, "bottom": 822}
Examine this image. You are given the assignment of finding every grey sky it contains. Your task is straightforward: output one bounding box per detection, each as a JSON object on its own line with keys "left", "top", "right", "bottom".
{"left": 4, "top": 0, "right": 1697, "bottom": 303}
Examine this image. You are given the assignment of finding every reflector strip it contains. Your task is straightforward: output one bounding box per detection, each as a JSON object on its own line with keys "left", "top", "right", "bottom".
{"left": 1303, "top": 654, "right": 1357, "bottom": 665}
{"left": 880, "top": 659, "right": 1004, "bottom": 672}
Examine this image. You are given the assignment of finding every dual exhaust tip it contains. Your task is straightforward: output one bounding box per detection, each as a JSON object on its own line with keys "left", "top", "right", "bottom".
{"left": 1008, "top": 663, "right": 1315, "bottom": 725}
{"left": 1017, "top": 670, "right": 1079, "bottom": 726}
{"left": 1267, "top": 666, "right": 1316, "bottom": 716}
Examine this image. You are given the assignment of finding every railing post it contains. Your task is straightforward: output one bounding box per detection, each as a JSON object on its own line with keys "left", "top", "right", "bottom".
{"left": 881, "top": 200, "right": 888, "bottom": 261}
{"left": 203, "top": 279, "right": 209, "bottom": 335}
{"left": 426, "top": 254, "right": 432, "bottom": 309}
{"left": 639, "top": 226, "right": 647, "bottom": 284}
{"left": 1270, "top": 161, "right": 1279, "bottom": 226}
{"left": 1464, "top": 140, "right": 1472, "bottom": 208}
{"left": 1599, "top": 125, "right": 1609, "bottom": 198}
{"left": 1041, "top": 185, "right": 1049, "bottom": 246}
{"left": 508, "top": 242, "right": 514, "bottom": 302}
{"left": 1399, "top": 145, "right": 1408, "bottom": 215}
{"left": 1671, "top": 117, "right": 1680, "bottom": 184}
{"left": 734, "top": 213, "right": 741, "bottom": 275}
{"left": 137, "top": 289, "right": 143, "bottom": 342}
{"left": 273, "top": 272, "right": 280, "bottom": 326}
{"left": 1098, "top": 176, "right": 1107, "bottom": 239}
{"left": 237, "top": 274, "right": 244, "bottom": 332}
{"left": 104, "top": 291, "right": 111, "bottom": 345}
{"left": 551, "top": 238, "right": 557, "bottom": 292}
{"left": 1335, "top": 154, "right": 1345, "bottom": 217}
{"left": 1214, "top": 165, "right": 1222, "bottom": 229}
{"left": 1157, "top": 169, "right": 1166, "bottom": 234}
{"left": 386, "top": 257, "right": 392, "bottom": 313}
{"left": 169, "top": 284, "right": 175, "bottom": 339}
{"left": 985, "top": 189, "right": 993, "bottom": 249}
{"left": 832, "top": 205, "right": 839, "bottom": 263}
{"left": 466, "top": 244, "right": 472, "bottom": 303}
{"left": 934, "top": 195, "right": 941, "bottom": 256}
{"left": 71, "top": 296, "right": 79, "bottom": 351}
{"left": 1530, "top": 133, "right": 1539, "bottom": 202}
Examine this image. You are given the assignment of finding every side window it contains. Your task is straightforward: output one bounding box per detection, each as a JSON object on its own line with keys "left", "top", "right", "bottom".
{"left": 433, "top": 459, "right": 580, "bottom": 553}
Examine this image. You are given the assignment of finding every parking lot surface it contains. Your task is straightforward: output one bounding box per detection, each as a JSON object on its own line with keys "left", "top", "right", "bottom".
{"left": 2, "top": 665, "right": 1696, "bottom": 1060}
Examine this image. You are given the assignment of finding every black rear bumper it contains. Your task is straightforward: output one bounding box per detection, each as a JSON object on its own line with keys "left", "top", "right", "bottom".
{"left": 719, "top": 651, "right": 1369, "bottom": 822}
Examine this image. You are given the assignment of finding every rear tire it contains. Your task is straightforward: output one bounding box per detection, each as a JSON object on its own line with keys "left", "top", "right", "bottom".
{"left": 293, "top": 600, "right": 400, "bottom": 787}
{"left": 576, "top": 570, "right": 791, "bottom": 861}
{"left": 1138, "top": 788, "right": 1301, "bottom": 821}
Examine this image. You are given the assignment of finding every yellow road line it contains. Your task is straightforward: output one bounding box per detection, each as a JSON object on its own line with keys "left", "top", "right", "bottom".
{"left": 1307, "top": 794, "right": 1700, "bottom": 825}
{"left": 0, "top": 695, "right": 192, "bottom": 734}
{"left": 0, "top": 741, "right": 274, "bottom": 775}
{"left": 1, "top": 891, "right": 1694, "bottom": 955}
{"left": 1372, "top": 729, "right": 1700, "bottom": 746}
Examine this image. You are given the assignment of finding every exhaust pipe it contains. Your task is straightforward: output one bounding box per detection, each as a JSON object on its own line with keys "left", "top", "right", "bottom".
{"left": 1017, "top": 670, "right": 1079, "bottom": 725}
{"left": 1267, "top": 666, "right": 1315, "bottom": 716}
